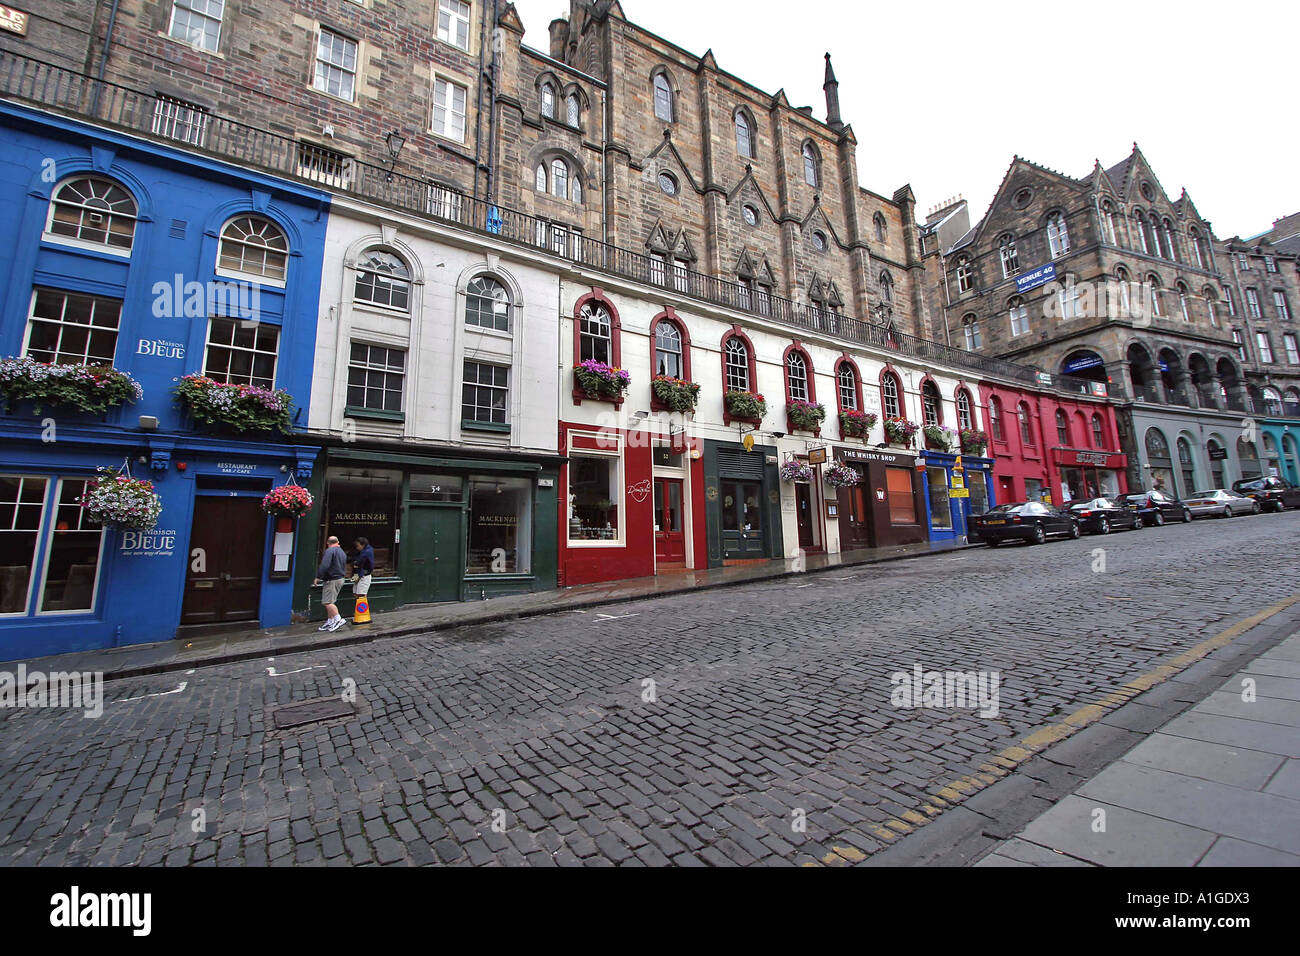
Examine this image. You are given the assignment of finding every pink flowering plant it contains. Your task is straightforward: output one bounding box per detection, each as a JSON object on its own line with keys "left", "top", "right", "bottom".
{"left": 0, "top": 357, "right": 142, "bottom": 414}
{"left": 786, "top": 399, "right": 826, "bottom": 432}
{"left": 724, "top": 390, "right": 767, "bottom": 422}
{"left": 884, "top": 416, "right": 919, "bottom": 445}
{"left": 839, "top": 409, "right": 877, "bottom": 439}
{"left": 262, "top": 483, "right": 314, "bottom": 518}
{"left": 574, "top": 360, "right": 630, "bottom": 399}
{"left": 80, "top": 466, "right": 162, "bottom": 530}
{"left": 960, "top": 428, "right": 989, "bottom": 455}
{"left": 779, "top": 458, "right": 814, "bottom": 483}
{"left": 650, "top": 375, "right": 700, "bottom": 413}
{"left": 175, "top": 374, "right": 293, "bottom": 433}
{"left": 823, "top": 462, "right": 862, "bottom": 488}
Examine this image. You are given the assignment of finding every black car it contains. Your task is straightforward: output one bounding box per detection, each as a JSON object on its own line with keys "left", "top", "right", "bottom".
{"left": 1069, "top": 496, "right": 1144, "bottom": 534}
{"left": 972, "top": 501, "right": 1080, "bottom": 546}
{"left": 1122, "top": 489, "right": 1193, "bottom": 526}
{"left": 1230, "top": 476, "right": 1300, "bottom": 513}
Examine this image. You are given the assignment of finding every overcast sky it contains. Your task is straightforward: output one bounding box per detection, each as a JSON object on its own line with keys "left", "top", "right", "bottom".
{"left": 511, "top": 0, "right": 1297, "bottom": 240}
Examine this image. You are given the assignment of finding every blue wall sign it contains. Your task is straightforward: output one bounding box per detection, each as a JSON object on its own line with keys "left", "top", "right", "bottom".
{"left": 1063, "top": 354, "right": 1104, "bottom": 374}
{"left": 1016, "top": 263, "right": 1056, "bottom": 293}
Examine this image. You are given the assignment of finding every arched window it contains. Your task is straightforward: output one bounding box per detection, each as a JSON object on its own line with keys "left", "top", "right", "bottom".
{"left": 654, "top": 320, "right": 683, "bottom": 379}
{"left": 735, "top": 110, "right": 754, "bottom": 158}
{"left": 1262, "top": 387, "right": 1283, "bottom": 416}
{"left": 724, "top": 336, "right": 750, "bottom": 392}
{"left": 786, "top": 351, "right": 809, "bottom": 402}
{"left": 652, "top": 72, "right": 673, "bottom": 122}
{"left": 1018, "top": 402, "right": 1034, "bottom": 445}
{"left": 540, "top": 82, "right": 556, "bottom": 118}
{"left": 873, "top": 212, "right": 886, "bottom": 242}
{"left": 989, "top": 397, "right": 1004, "bottom": 442}
{"left": 878, "top": 271, "right": 894, "bottom": 304}
{"left": 1147, "top": 274, "right": 1163, "bottom": 317}
{"left": 1177, "top": 282, "right": 1191, "bottom": 322}
{"left": 1101, "top": 201, "right": 1118, "bottom": 244}
{"left": 465, "top": 275, "right": 511, "bottom": 332}
{"left": 1162, "top": 218, "right": 1178, "bottom": 261}
{"left": 565, "top": 94, "right": 580, "bottom": 127}
{"left": 956, "top": 389, "right": 974, "bottom": 430}
{"left": 802, "top": 142, "right": 818, "bottom": 187}
{"left": 535, "top": 157, "right": 581, "bottom": 202}
{"left": 921, "top": 380, "right": 941, "bottom": 426}
{"left": 535, "top": 163, "right": 546, "bottom": 192}
{"left": 880, "top": 371, "right": 902, "bottom": 420}
{"left": 956, "top": 256, "right": 974, "bottom": 293}
{"left": 354, "top": 248, "right": 411, "bottom": 312}
{"left": 1132, "top": 212, "right": 1150, "bottom": 254}
{"left": 838, "top": 362, "right": 859, "bottom": 412}
{"left": 1114, "top": 266, "right": 1132, "bottom": 316}
{"left": 1092, "top": 413, "right": 1105, "bottom": 448}
{"left": 1203, "top": 286, "right": 1219, "bottom": 326}
{"left": 48, "top": 176, "right": 138, "bottom": 251}
{"left": 551, "top": 158, "right": 568, "bottom": 199}
{"left": 1047, "top": 212, "right": 1070, "bottom": 258}
{"left": 1177, "top": 437, "right": 1195, "bottom": 492}
{"left": 578, "top": 301, "right": 612, "bottom": 364}
{"left": 1008, "top": 295, "right": 1029, "bottom": 336}
{"left": 999, "top": 234, "right": 1020, "bottom": 277}
{"left": 1189, "top": 227, "right": 1208, "bottom": 269}
{"left": 218, "top": 215, "right": 289, "bottom": 281}
{"left": 1056, "top": 409, "right": 1070, "bottom": 445}
{"left": 961, "top": 313, "right": 981, "bottom": 350}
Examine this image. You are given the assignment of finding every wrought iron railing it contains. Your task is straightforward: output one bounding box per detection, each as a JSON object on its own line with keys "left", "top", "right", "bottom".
{"left": 1, "top": 48, "right": 1111, "bottom": 394}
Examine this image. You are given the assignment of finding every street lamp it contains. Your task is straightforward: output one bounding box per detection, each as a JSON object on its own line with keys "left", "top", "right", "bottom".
{"left": 384, "top": 130, "right": 406, "bottom": 181}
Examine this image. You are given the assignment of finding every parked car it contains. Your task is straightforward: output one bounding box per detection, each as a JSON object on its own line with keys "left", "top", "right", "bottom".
{"left": 1184, "top": 489, "right": 1260, "bottom": 519}
{"left": 1122, "top": 489, "right": 1193, "bottom": 526}
{"left": 972, "top": 501, "right": 1080, "bottom": 546}
{"left": 1069, "top": 496, "right": 1144, "bottom": 534}
{"left": 1230, "top": 475, "right": 1300, "bottom": 513}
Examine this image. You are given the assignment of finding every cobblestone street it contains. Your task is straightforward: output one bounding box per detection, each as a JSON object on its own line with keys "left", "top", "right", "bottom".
{"left": 2, "top": 512, "right": 1298, "bottom": 867}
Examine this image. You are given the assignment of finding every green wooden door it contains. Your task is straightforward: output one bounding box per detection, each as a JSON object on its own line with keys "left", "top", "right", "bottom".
{"left": 403, "top": 505, "right": 463, "bottom": 604}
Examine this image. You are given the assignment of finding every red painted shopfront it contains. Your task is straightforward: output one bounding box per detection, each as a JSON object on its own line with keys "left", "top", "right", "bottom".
{"left": 557, "top": 422, "right": 709, "bottom": 587}
{"left": 978, "top": 384, "right": 1128, "bottom": 507}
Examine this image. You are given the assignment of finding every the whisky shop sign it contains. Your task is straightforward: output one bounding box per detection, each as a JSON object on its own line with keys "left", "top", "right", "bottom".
{"left": 0, "top": 5, "right": 28, "bottom": 35}
{"left": 837, "top": 449, "right": 910, "bottom": 465}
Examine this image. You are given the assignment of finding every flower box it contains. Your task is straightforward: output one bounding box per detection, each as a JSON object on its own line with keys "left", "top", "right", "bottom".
{"left": 786, "top": 399, "right": 826, "bottom": 434}
{"left": 262, "top": 483, "right": 314, "bottom": 518}
{"left": 823, "top": 462, "right": 861, "bottom": 488}
{"left": 839, "top": 409, "right": 878, "bottom": 440}
{"left": 779, "top": 459, "right": 813, "bottom": 483}
{"left": 573, "top": 361, "right": 630, "bottom": 404}
{"left": 724, "top": 390, "right": 766, "bottom": 424}
{"left": 923, "top": 424, "right": 957, "bottom": 452}
{"left": 650, "top": 376, "right": 700, "bottom": 414}
{"left": 884, "top": 416, "right": 919, "bottom": 447}
{"left": 0, "top": 357, "right": 142, "bottom": 415}
{"left": 175, "top": 375, "right": 293, "bottom": 434}
{"left": 80, "top": 467, "right": 162, "bottom": 531}
{"left": 960, "top": 428, "right": 989, "bottom": 456}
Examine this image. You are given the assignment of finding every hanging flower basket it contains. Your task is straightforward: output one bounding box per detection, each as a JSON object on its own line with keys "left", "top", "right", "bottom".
{"left": 80, "top": 466, "right": 162, "bottom": 531}
{"left": 960, "top": 428, "right": 989, "bottom": 455}
{"left": 779, "top": 458, "right": 814, "bottom": 483}
{"left": 175, "top": 375, "right": 294, "bottom": 434}
{"left": 787, "top": 399, "right": 826, "bottom": 432}
{"left": 724, "top": 390, "right": 767, "bottom": 422}
{"left": 923, "top": 424, "right": 957, "bottom": 452}
{"left": 823, "top": 462, "right": 861, "bottom": 488}
{"left": 574, "top": 361, "right": 630, "bottom": 399}
{"left": 884, "top": 416, "right": 919, "bottom": 446}
{"left": 0, "top": 357, "right": 142, "bottom": 415}
{"left": 650, "top": 375, "right": 700, "bottom": 413}
{"left": 839, "top": 409, "right": 877, "bottom": 439}
{"left": 262, "top": 483, "right": 314, "bottom": 518}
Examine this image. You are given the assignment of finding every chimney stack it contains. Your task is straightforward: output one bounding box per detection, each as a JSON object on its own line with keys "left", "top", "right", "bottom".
{"left": 549, "top": 18, "right": 569, "bottom": 62}
{"left": 823, "top": 53, "right": 842, "bottom": 131}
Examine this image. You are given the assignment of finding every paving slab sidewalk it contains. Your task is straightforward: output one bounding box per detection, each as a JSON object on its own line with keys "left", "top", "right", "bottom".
{"left": 975, "top": 632, "right": 1300, "bottom": 867}
{"left": 9, "top": 538, "right": 979, "bottom": 683}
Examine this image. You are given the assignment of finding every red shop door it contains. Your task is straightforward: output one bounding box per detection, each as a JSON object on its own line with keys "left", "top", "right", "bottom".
{"left": 654, "top": 478, "right": 685, "bottom": 564}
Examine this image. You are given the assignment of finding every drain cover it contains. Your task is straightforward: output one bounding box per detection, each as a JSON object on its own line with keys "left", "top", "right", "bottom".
{"left": 273, "top": 697, "right": 356, "bottom": 729}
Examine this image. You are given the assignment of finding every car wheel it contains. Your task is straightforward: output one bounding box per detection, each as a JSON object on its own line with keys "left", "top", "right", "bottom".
{"left": 1252, "top": 502, "right": 1261, "bottom": 514}
{"left": 1031, "top": 524, "right": 1046, "bottom": 545}
{"left": 1224, "top": 506, "right": 1233, "bottom": 518}
{"left": 1182, "top": 508, "right": 1192, "bottom": 523}
{"left": 1069, "top": 522, "right": 1081, "bottom": 540}
{"left": 1154, "top": 511, "right": 1165, "bottom": 527}
{"left": 1099, "top": 517, "right": 1110, "bottom": 534}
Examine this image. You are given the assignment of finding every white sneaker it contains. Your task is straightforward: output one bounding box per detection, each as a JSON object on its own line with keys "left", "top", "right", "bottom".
{"left": 317, "top": 620, "right": 333, "bottom": 631}
{"left": 328, "top": 617, "right": 348, "bottom": 632}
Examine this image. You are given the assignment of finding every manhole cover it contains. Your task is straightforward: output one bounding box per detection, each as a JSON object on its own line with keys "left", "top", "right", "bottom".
{"left": 273, "top": 697, "right": 356, "bottom": 729}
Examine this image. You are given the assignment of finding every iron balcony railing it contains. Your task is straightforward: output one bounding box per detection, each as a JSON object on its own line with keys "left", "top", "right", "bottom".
{"left": 2, "top": 49, "right": 1116, "bottom": 395}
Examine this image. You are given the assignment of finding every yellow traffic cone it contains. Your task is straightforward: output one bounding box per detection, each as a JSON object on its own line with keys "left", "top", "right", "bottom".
{"left": 353, "top": 595, "right": 371, "bottom": 624}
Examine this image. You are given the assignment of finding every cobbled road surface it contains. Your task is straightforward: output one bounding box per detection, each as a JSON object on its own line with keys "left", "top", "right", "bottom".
{"left": 3, "top": 512, "right": 1298, "bottom": 866}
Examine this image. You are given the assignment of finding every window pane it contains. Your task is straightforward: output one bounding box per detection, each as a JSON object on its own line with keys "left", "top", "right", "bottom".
{"left": 927, "top": 467, "right": 952, "bottom": 530}
{"left": 40, "top": 479, "right": 102, "bottom": 612}
{"left": 467, "top": 477, "right": 532, "bottom": 574}
{"left": 0, "top": 476, "right": 48, "bottom": 614}
{"left": 569, "top": 455, "right": 619, "bottom": 540}
{"left": 324, "top": 469, "right": 400, "bottom": 575}
{"left": 886, "top": 467, "right": 915, "bottom": 524}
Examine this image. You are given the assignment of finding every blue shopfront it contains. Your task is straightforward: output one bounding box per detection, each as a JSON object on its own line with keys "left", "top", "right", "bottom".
{"left": 0, "top": 102, "right": 328, "bottom": 661}
{"left": 1260, "top": 422, "right": 1300, "bottom": 484}
{"left": 918, "top": 450, "right": 995, "bottom": 542}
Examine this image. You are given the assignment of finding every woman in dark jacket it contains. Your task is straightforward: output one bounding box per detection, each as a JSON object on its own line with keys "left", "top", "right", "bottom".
{"left": 349, "top": 537, "right": 375, "bottom": 600}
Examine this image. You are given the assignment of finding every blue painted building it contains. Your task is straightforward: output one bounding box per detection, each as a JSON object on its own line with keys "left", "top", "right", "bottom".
{"left": 0, "top": 102, "right": 329, "bottom": 661}
{"left": 1258, "top": 421, "right": 1300, "bottom": 484}
{"left": 919, "top": 450, "right": 996, "bottom": 542}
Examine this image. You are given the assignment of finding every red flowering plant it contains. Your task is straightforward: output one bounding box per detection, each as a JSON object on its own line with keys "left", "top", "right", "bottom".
{"left": 175, "top": 374, "right": 293, "bottom": 433}
{"left": 786, "top": 399, "right": 826, "bottom": 432}
{"left": 724, "top": 390, "right": 767, "bottom": 421}
{"left": 884, "top": 416, "right": 919, "bottom": 446}
{"left": 650, "top": 375, "right": 700, "bottom": 413}
{"left": 839, "top": 409, "right": 878, "bottom": 439}
{"left": 960, "top": 428, "right": 989, "bottom": 455}
{"left": 80, "top": 466, "right": 162, "bottom": 530}
{"left": 261, "top": 483, "right": 314, "bottom": 518}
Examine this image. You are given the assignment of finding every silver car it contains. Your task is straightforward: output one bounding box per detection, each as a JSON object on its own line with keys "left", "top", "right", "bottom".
{"left": 1183, "top": 489, "right": 1261, "bottom": 519}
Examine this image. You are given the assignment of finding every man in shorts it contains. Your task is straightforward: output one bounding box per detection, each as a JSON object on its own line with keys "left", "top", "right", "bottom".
{"left": 313, "top": 536, "right": 348, "bottom": 632}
